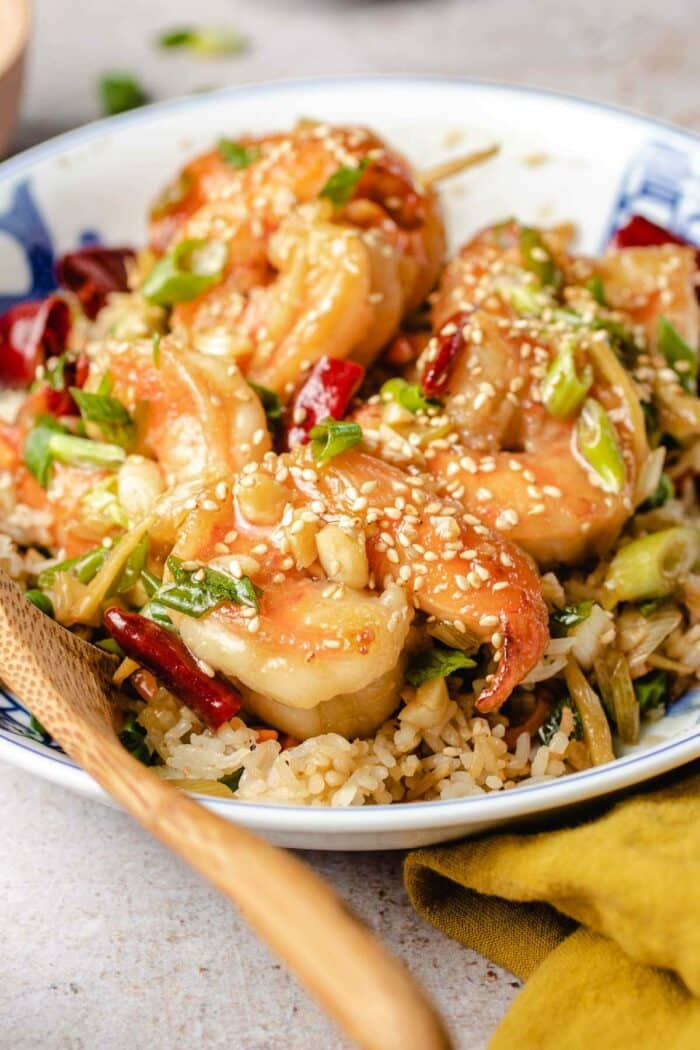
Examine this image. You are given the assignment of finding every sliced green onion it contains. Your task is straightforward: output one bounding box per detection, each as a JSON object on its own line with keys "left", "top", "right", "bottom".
{"left": 99, "top": 72, "right": 148, "bottom": 116}
{"left": 380, "top": 378, "right": 440, "bottom": 415}
{"left": 25, "top": 590, "right": 54, "bottom": 617}
{"left": 48, "top": 433, "right": 126, "bottom": 470}
{"left": 38, "top": 544, "right": 112, "bottom": 589}
{"left": 576, "top": 398, "right": 626, "bottom": 494}
{"left": 95, "top": 637, "right": 124, "bottom": 656}
{"left": 634, "top": 670, "right": 668, "bottom": 713}
{"left": 638, "top": 472, "right": 674, "bottom": 513}
{"left": 604, "top": 527, "right": 700, "bottom": 607}
{"left": 219, "top": 768, "right": 244, "bottom": 793}
{"left": 24, "top": 416, "right": 68, "bottom": 487}
{"left": 657, "top": 316, "right": 698, "bottom": 394}
{"left": 142, "top": 238, "right": 227, "bottom": 306}
{"left": 406, "top": 645, "right": 476, "bottom": 687}
{"left": 519, "top": 226, "right": 562, "bottom": 292}
{"left": 156, "top": 26, "right": 246, "bottom": 56}
{"left": 71, "top": 388, "right": 134, "bottom": 448}
{"left": 141, "top": 569, "right": 162, "bottom": 598}
{"left": 549, "top": 601, "right": 593, "bottom": 638}
{"left": 218, "top": 139, "right": 261, "bottom": 168}
{"left": 593, "top": 649, "right": 639, "bottom": 744}
{"left": 309, "top": 419, "right": 363, "bottom": 464}
{"left": 586, "top": 275, "right": 607, "bottom": 306}
{"left": 319, "top": 158, "right": 372, "bottom": 207}
{"left": 540, "top": 340, "right": 593, "bottom": 417}
{"left": 110, "top": 536, "right": 149, "bottom": 596}
{"left": 538, "top": 699, "right": 583, "bottom": 745}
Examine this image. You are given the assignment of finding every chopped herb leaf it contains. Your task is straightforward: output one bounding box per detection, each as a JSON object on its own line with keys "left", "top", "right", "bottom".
{"left": 118, "top": 717, "right": 154, "bottom": 766}
{"left": 538, "top": 699, "right": 583, "bottom": 744}
{"left": 99, "top": 73, "right": 148, "bottom": 117}
{"left": 586, "top": 275, "right": 607, "bottom": 306}
{"left": 657, "top": 316, "right": 698, "bottom": 394}
{"left": 319, "top": 157, "right": 372, "bottom": 207}
{"left": 154, "top": 555, "right": 259, "bottom": 618}
{"left": 638, "top": 473, "right": 674, "bottom": 514}
{"left": 634, "top": 670, "right": 668, "bottom": 713}
{"left": 218, "top": 139, "right": 261, "bottom": 168}
{"left": 248, "top": 381, "right": 282, "bottom": 429}
{"left": 70, "top": 388, "right": 135, "bottom": 448}
{"left": 25, "top": 590, "right": 54, "bottom": 617}
{"left": 519, "top": 226, "right": 562, "bottom": 292}
{"left": 380, "top": 377, "right": 441, "bottom": 414}
{"left": 406, "top": 645, "right": 476, "bottom": 687}
{"left": 549, "top": 601, "right": 593, "bottom": 637}
{"left": 219, "top": 768, "right": 244, "bottom": 793}
{"left": 24, "top": 415, "right": 68, "bottom": 487}
{"left": 156, "top": 26, "right": 246, "bottom": 56}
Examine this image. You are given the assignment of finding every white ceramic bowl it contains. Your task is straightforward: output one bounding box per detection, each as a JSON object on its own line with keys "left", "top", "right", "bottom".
{"left": 1, "top": 77, "right": 699, "bottom": 849}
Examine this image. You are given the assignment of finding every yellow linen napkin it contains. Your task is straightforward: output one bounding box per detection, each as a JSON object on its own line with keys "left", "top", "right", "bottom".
{"left": 404, "top": 764, "right": 700, "bottom": 1048}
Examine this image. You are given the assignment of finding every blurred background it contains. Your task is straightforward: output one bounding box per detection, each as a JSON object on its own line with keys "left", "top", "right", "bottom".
{"left": 12, "top": 0, "right": 700, "bottom": 152}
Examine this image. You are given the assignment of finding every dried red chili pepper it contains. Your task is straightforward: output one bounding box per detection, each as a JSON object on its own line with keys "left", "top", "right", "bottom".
{"left": 611, "top": 214, "right": 700, "bottom": 266}
{"left": 283, "top": 356, "right": 365, "bottom": 450}
{"left": 103, "top": 607, "right": 242, "bottom": 729}
{"left": 420, "top": 310, "right": 470, "bottom": 397}
{"left": 55, "top": 246, "right": 135, "bottom": 319}
{"left": 0, "top": 296, "right": 71, "bottom": 388}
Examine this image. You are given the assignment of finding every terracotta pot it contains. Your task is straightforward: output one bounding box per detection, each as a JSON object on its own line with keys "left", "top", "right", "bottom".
{"left": 0, "top": 0, "right": 30, "bottom": 157}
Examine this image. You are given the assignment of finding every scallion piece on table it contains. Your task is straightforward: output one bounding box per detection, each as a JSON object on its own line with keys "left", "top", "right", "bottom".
{"left": 603, "top": 526, "right": 700, "bottom": 607}
{"left": 309, "top": 419, "right": 363, "bottom": 464}
{"left": 99, "top": 73, "right": 148, "bottom": 117}
{"left": 142, "top": 238, "right": 227, "bottom": 306}
{"left": 156, "top": 26, "right": 246, "bottom": 56}
{"left": 540, "top": 340, "right": 593, "bottom": 417}
{"left": 657, "top": 316, "right": 698, "bottom": 394}
{"left": 575, "top": 398, "right": 626, "bottom": 494}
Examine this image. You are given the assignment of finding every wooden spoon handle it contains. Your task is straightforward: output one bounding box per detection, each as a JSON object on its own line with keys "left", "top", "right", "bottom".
{"left": 0, "top": 572, "right": 452, "bottom": 1050}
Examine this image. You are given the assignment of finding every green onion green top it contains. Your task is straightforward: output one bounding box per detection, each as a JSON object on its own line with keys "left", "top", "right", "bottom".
{"left": 309, "top": 419, "right": 363, "bottom": 464}
{"left": 519, "top": 226, "right": 563, "bottom": 292}
{"left": 319, "top": 158, "right": 372, "bottom": 207}
{"left": 380, "top": 377, "right": 441, "bottom": 415}
{"left": 657, "top": 316, "right": 698, "bottom": 394}
{"left": 142, "top": 238, "right": 227, "bottom": 306}
{"left": 70, "top": 388, "right": 135, "bottom": 448}
{"left": 549, "top": 601, "right": 593, "bottom": 638}
{"left": 218, "top": 139, "right": 261, "bottom": 168}
{"left": 576, "top": 398, "right": 626, "bottom": 494}
{"left": 540, "top": 340, "right": 593, "bottom": 417}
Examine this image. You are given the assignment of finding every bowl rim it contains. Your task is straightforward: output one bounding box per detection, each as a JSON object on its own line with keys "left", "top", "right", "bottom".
{"left": 1, "top": 74, "right": 699, "bottom": 832}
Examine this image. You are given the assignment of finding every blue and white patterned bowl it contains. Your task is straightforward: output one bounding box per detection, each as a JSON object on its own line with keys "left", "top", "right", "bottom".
{"left": 1, "top": 77, "right": 699, "bottom": 850}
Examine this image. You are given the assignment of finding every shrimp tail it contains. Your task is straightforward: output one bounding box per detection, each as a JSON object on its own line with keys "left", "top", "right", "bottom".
{"left": 475, "top": 599, "right": 549, "bottom": 713}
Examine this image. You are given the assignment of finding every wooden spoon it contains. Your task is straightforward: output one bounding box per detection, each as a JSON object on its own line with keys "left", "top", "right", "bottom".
{"left": 0, "top": 570, "right": 452, "bottom": 1050}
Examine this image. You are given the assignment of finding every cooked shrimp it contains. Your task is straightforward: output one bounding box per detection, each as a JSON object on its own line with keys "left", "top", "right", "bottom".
{"left": 163, "top": 444, "right": 547, "bottom": 739}
{"left": 87, "top": 333, "right": 271, "bottom": 486}
{"left": 361, "top": 222, "right": 651, "bottom": 567}
{"left": 148, "top": 121, "right": 444, "bottom": 390}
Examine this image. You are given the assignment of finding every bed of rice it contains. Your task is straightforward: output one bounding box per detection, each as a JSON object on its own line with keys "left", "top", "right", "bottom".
{"left": 138, "top": 684, "right": 574, "bottom": 806}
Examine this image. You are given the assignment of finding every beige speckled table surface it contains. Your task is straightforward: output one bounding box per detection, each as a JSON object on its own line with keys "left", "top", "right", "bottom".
{"left": 2, "top": 1, "right": 698, "bottom": 1047}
